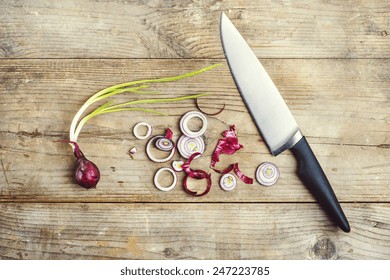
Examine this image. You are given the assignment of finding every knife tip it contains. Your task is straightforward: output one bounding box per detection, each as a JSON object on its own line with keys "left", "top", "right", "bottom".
{"left": 220, "top": 11, "right": 229, "bottom": 22}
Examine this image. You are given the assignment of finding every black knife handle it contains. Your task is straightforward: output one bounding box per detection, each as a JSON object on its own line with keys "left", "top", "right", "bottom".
{"left": 290, "top": 137, "right": 350, "bottom": 232}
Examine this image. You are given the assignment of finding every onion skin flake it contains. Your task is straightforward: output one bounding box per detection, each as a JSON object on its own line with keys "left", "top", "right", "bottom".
{"left": 195, "top": 97, "right": 225, "bottom": 116}
{"left": 233, "top": 163, "right": 253, "bottom": 185}
{"left": 211, "top": 125, "right": 243, "bottom": 168}
{"left": 210, "top": 125, "right": 253, "bottom": 185}
{"left": 212, "top": 163, "right": 234, "bottom": 174}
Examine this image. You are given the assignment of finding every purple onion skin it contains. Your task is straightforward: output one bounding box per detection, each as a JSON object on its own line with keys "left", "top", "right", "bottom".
{"left": 75, "top": 157, "right": 100, "bottom": 189}
{"left": 71, "top": 141, "right": 100, "bottom": 189}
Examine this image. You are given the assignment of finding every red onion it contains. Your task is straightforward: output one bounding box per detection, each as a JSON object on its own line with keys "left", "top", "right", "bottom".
{"left": 68, "top": 141, "right": 100, "bottom": 189}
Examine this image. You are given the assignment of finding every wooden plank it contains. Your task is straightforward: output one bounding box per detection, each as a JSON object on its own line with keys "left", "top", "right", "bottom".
{"left": 1, "top": 0, "right": 389, "bottom": 263}
{"left": 0, "top": 203, "right": 389, "bottom": 260}
{"left": 0, "top": 0, "right": 389, "bottom": 59}
{"left": 1, "top": 59, "right": 389, "bottom": 202}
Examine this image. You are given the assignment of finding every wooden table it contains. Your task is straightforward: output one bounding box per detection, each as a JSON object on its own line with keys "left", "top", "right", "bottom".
{"left": 1, "top": 0, "right": 389, "bottom": 260}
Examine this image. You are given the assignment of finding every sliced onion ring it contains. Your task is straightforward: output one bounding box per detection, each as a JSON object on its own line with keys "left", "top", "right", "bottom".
{"left": 182, "top": 152, "right": 212, "bottom": 196}
{"left": 153, "top": 167, "right": 177, "bottom": 192}
{"left": 179, "top": 111, "right": 208, "bottom": 138}
{"left": 219, "top": 173, "right": 237, "bottom": 191}
{"left": 177, "top": 135, "right": 205, "bottom": 159}
{"left": 256, "top": 162, "right": 280, "bottom": 186}
{"left": 195, "top": 97, "right": 225, "bottom": 116}
{"left": 182, "top": 152, "right": 202, "bottom": 178}
{"left": 146, "top": 135, "right": 176, "bottom": 163}
{"left": 155, "top": 137, "right": 174, "bottom": 151}
{"left": 133, "top": 122, "right": 152, "bottom": 140}
{"left": 172, "top": 160, "right": 184, "bottom": 172}
{"left": 183, "top": 170, "right": 212, "bottom": 196}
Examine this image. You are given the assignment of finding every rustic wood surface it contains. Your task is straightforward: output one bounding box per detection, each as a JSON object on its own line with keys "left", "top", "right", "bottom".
{"left": 1, "top": 0, "right": 389, "bottom": 259}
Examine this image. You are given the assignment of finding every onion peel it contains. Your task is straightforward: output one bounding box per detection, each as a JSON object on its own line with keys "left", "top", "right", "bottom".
{"left": 212, "top": 164, "right": 234, "bottom": 174}
{"left": 195, "top": 97, "right": 225, "bottom": 116}
{"left": 164, "top": 128, "right": 173, "bottom": 140}
{"left": 211, "top": 125, "right": 243, "bottom": 168}
{"left": 183, "top": 171, "right": 212, "bottom": 197}
{"left": 209, "top": 125, "right": 253, "bottom": 185}
{"left": 182, "top": 152, "right": 212, "bottom": 196}
{"left": 233, "top": 163, "right": 253, "bottom": 185}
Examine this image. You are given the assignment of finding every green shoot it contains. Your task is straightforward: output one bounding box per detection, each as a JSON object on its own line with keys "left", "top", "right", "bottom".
{"left": 69, "top": 64, "right": 221, "bottom": 142}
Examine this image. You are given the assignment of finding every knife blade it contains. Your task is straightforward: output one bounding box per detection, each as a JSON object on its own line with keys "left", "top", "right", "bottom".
{"left": 220, "top": 12, "right": 350, "bottom": 232}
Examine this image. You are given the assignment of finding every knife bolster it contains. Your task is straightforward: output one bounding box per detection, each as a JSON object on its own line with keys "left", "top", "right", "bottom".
{"left": 272, "top": 130, "right": 303, "bottom": 156}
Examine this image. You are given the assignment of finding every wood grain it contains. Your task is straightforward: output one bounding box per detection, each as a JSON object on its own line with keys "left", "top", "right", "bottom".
{"left": 0, "top": 0, "right": 389, "bottom": 59}
{"left": 0, "top": 203, "right": 389, "bottom": 260}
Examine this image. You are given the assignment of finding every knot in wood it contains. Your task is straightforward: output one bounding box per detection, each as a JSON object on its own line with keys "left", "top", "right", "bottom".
{"left": 163, "top": 247, "right": 180, "bottom": 259}
{"left": 309, "top": 238, "right": 337, "bottom": 260}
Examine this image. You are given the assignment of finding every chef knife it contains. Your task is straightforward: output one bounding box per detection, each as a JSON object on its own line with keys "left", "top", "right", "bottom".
{"left": 220, "top": 12, "right": 350, "bottom": 232}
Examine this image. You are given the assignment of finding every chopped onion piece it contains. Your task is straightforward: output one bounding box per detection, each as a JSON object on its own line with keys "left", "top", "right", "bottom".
{"left": 128, "top": 146, "right": 137, "bottom": 159}
{"left": 181, "top": 152, "right": 202, "bottom": 178}
{"left": 172, "top": 160, "right": 184, "bottom": 172}
{"left": 233, "top": 163, "right": 253, "bottom": 184}
{"left": 209, "top": 125, "right": 252, "bottom": 184}
{"left": 129, "top": 146, "right": 137, "bottom": 154}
